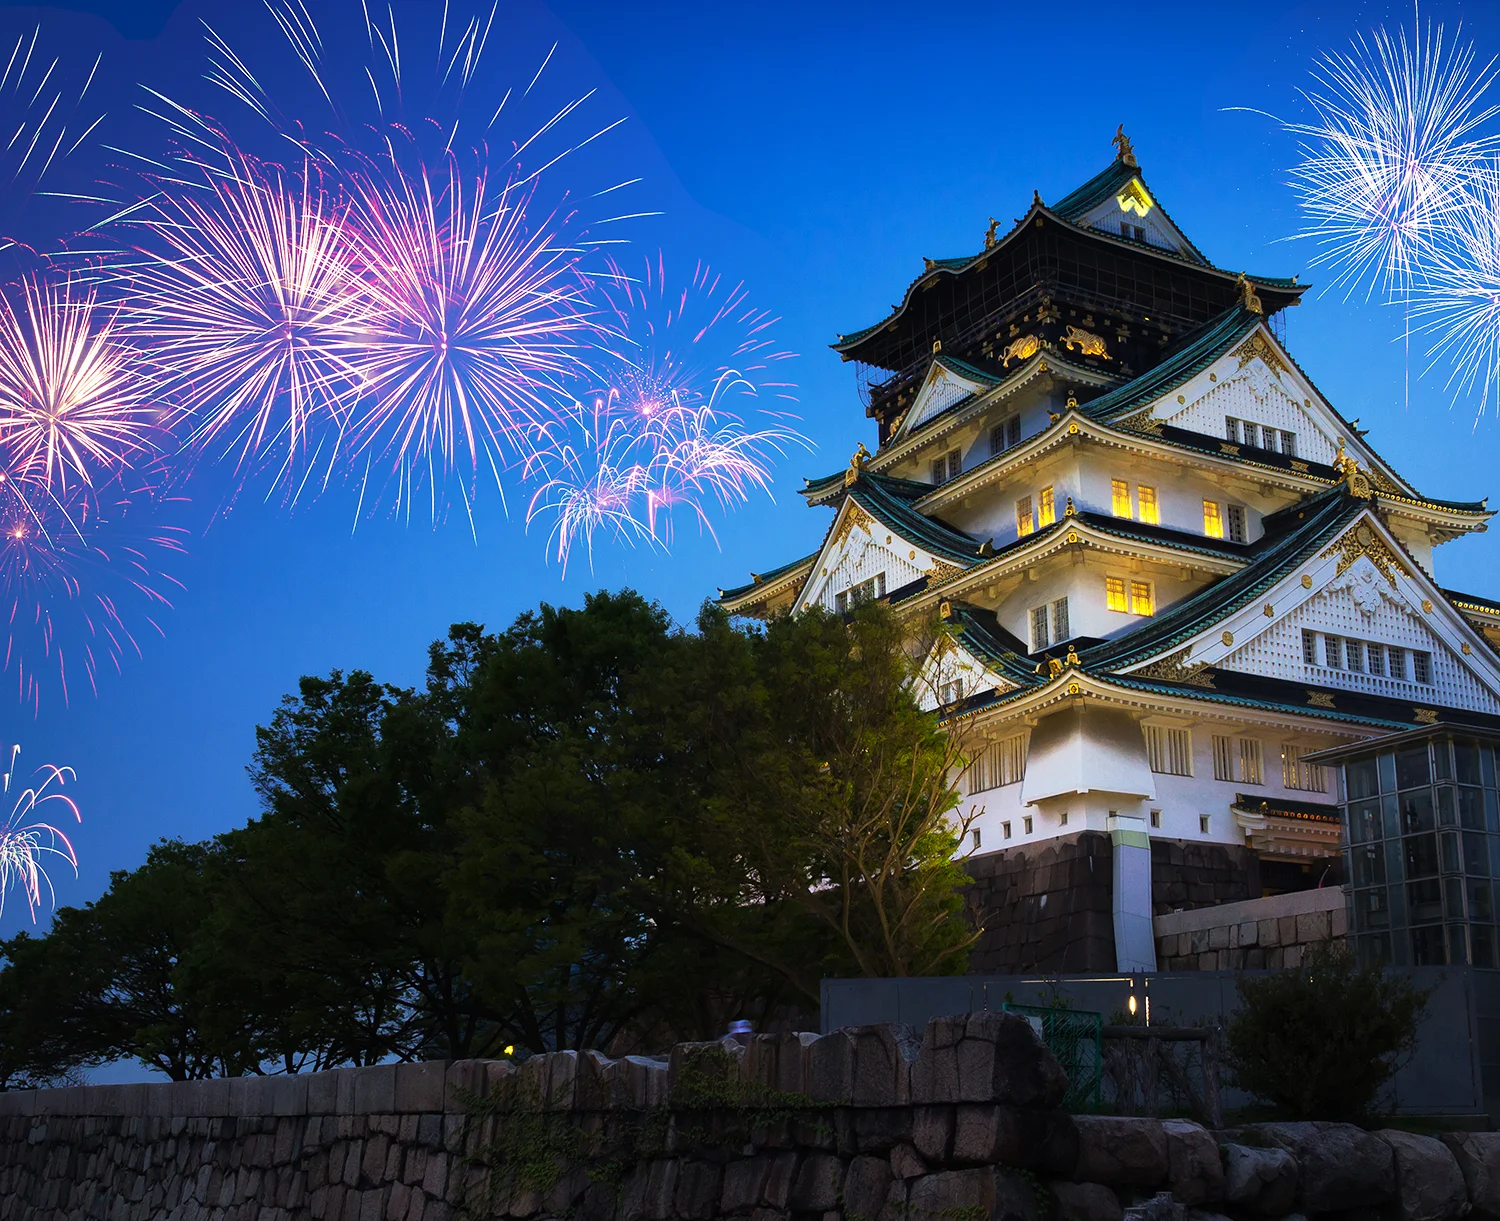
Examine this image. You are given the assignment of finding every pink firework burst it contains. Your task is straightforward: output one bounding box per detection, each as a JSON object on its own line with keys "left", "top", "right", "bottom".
{"left": 0, "top": 745, "right": 78, "bottom": 922}
{"left": 0, "top": 274, "right": 158, "bottom": 491}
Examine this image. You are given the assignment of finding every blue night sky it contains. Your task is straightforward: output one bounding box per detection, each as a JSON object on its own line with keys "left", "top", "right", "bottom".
{"left": 3, "top": 0, "right": 1500, "bottom": 932}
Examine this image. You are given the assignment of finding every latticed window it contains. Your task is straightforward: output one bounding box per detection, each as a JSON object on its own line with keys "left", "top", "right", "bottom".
{"left": 1031, "top": 605, "right": 1050, "bottom": 650}
{"left": 967, "top": 734, "right": 1027, "bottom": 792}
{"left": 1146, "top": 725, "right": 1193, "bottom": 776}
{"left": 1227, "top": 504, "right": 1246, "bottom": 543}
{"left": 1414, "top": 651, "right": 1433, "bottom": 684}
{"left": 1016, "top": 495, "right": 1034, "bottom": 536}
{"left": 1106, "top": 577, "right": 1128, "bottom": 612}
{"left": 1282, "top": 431, "right": 1297, "bottom": 457}
{"left": 1302, "top": 629, "right": 1318, "bottom": 664}
{"left": 1212, "top": 735, "right": 1234, "bottom": 781}
{"left": 1137, "top": 485, "right": 1159, "bottom": 525}
{"left": 1112, "top": 479, "right": 1132, "bottom": 518}
{"left": 1282, "top": 744, "right": 1328, "bottom": 793}
{"left": 1325, "top": 635, "right": 1343, "bottom": 668}
{"left": 1130, "top": 581, "right": 1154, "bottom": 616}
{"left": 1203, "top": 500, "right": 1223, "bottom": 538}
{"left": 1240, "top": 738, "right": 1264, "bottom": 785}
{"left": 1368, "top": 643, "right": 1386, "bottom": 676}
{"left": 1213, "top": 734, "right": 1262, "bottom": 784}
{"left": 1038, "top": 486, "right": 1056, "bottom": 527}
{"left": 1388, "top": 645, "right": 1407, "bottom": 679}
{"left": 1346, "top": 639, "right": 1365, "bottom": 672}
{"left": 1051, "top": 597, "right": 1070, "bottom": 642}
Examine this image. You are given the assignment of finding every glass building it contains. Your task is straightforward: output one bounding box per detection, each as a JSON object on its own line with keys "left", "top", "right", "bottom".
{"left": 1312, "top": 728, "right": 1500, "bottom": 968}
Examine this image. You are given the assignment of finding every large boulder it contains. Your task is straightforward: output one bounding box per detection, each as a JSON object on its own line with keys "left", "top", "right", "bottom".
{"left": 910, "top": 1013, "right": 1068, "bottom": 1109}
{"left": 843, "top": 1154, "right": 894, "bottom": 1221}
{"left": 1377, "top": 1130, "right": 1469, "bottom": 1221}
{"left": 1049, "top": 1181, "right": 1123, "bottom": 1221}
{"left": 1220, "top": 1143, "right": 1298, "bottom": 1216}
{"left": 1071, "top": 1116, "right": 1169, "bottom": 1188}
{"left": 1254, "top": 1121, "right": 1396, "bottom": 1213}
{"left": 907, "top": 1168, "right": 1044, "bottom": 1221}
{"left": 1161, "top": 1120, "right": 1223, "bottom": 1206}
{"left": 1444, "top": 1132, "right": 1500, "bottom": 1219}
{"left": 950, "top": 1105, "right": 1077, "bottom": 1175}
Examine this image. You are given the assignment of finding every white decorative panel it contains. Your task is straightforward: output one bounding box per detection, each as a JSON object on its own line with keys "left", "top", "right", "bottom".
{"left": 1219, "top": 556, "right": 1500, "bottom": 713}
{"left": 807, "top": 524, "right": 925, "bottom": 612}
{"left": 903, "top": 366, "right": 984, "bottom": 434}
{"left": 1163, "top": 363, "right": 1336, "bottom": 464}
{"left": 1077, "top": 202, "right": 1190, "bottom": 257}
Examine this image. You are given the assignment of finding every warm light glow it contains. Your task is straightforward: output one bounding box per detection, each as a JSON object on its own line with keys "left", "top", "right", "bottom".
{"left": 1138, "top": 485, "right": 1159, "bottom": 525}
{"left": 1117, "top": 179, "right": 1154, "bottom": 218}
{"left": 1112, "top": 479, "right": 1132, "bottom": 518}
{"left": 1106, "top": 576, "right": 1128, "bottom": 613}
{"left": 1203, "top": 500, "right": 1224, "bottom": 538}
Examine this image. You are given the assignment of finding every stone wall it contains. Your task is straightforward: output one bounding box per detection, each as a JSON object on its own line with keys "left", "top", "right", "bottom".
{"left": 2, "top": 1017, "right": 1498, "bottom": 1221}
{"left": 1153, "top": 886, "right": 1347, "bottom": 971}
{"left": 1148, "top": 839, "right": 1260, "bottom": 917}
{"left": 965, "top": 831, "right": 1114, "bottom": 973}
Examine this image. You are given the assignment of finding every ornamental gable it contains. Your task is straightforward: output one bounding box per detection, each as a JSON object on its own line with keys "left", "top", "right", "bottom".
{"left": 794, "top": 499, "right": 966, "bottom": 615}
{"left": 1158, "top": 332, "right": 1339, "bottom": 465}
{"left": 915, "top": 635, "right": 1019, "bottom": 713}
{"left": 891, "top": 360, "right": 991, "bottom": 442}
{"left": 1072, "top": 178, "right": 1198, "bottom": 261}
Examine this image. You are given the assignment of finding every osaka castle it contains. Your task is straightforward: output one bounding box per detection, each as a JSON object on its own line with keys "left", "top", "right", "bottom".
{"left": 718, "top": 130, "right": 1500, "bottom": 975}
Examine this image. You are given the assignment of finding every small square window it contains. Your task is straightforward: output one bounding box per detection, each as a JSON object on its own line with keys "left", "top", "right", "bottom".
{"left": 1002, "top": 820, "right": 1012, "bottom": 840}
{"left": 972, "top": 828, "right": 982, "bottom": 850}
{"left": 1137, "top": 485, "right": 1159, "bottom": 525}
{"left": 1112, "top": 479, "right": 1132, "bottom": 518}
{"left": 1150, "top": 809, "right": 1162, "bottom": 829}
{"left": 1106, "top": 577, "right": 1128, "bottom": 613}
{"left": 1060, "top": 811, "right": 1069, "bottom": 826}
{"left": 1227, "top": 504, "right": 1246, "bottom": 544}
{"left": 1199, "top": 814, "right": 1211, "bottom": 834}
{"left": 1023, "top": 816, "right": 1033, "bottom": 834}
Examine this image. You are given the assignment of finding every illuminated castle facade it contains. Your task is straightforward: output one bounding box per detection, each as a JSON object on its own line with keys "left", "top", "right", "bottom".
{"left": 719, "top": 131, "right": 1500, "bottom": 973}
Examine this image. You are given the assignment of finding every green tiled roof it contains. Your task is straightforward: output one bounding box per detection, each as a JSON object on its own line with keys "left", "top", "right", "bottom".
{"left": 1445, "top": 587, "right": 1500, "bottom": 612}
{"left": 1071, "top": 510, "right": 1249, "bottom": 562}
{"left": 934, "top": 353, "right": 1003, "bottom": 386}
{"left": 1080, "top": 485, "right": 1363, "bottom": 671}
{"left": 848, "top": 472, "right": 986, "bottom": 565}
{"left": 944, "top": 603, "right": 1043, "bottom": 685}
{"left": 1082, "top": 306, "right": 1261, "bottom": 423}
{"left": 718, "top": 550, "right": 818, "bottom": 602}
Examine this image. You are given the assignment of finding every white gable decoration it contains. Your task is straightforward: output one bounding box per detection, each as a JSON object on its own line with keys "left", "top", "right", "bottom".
{"left": 895, "top": 360, "right": 989, "bottom": 439}
{"left": 794, "top": 499, "right": 962, "bottom": 616}
{"left": 1073, "top": 177, "right": 1197, "bottom": 261}
{"left": 916, "top": 633, "right": 1018, "bottom": 713}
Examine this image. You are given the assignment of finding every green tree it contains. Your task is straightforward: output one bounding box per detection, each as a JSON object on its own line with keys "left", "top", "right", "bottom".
{"left": 1225, "top": 942, "right": 1431, "bottom": 1121}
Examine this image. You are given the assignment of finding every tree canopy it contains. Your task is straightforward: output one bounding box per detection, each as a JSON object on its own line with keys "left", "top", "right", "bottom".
{"left": 0, "top": 592, "right": 977, "bottom": 1079}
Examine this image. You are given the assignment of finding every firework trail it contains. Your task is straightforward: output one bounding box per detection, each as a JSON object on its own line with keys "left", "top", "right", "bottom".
{"left": 1286, "top": 21, "right": 1500, "bottom": 298}
{"left": 0, "top": 274, "right": 157, "bottom": 491}
{"left": 526, "top": 257, "right": 804, "bottom": 572}
{"left": 0, "top": 470, "right": 185, "bottom": 712}
{"left": 0, "top": 744, "right": 78, "bottom": 922}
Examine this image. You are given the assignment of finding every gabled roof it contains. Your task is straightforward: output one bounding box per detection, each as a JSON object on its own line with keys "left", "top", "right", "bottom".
{"left": 1080, "top": 484, "right": 1363, "bottom": 671}
{"left": 718, "top": 550, "right": 818, "bottom": 602}
{"left": 845, "top": 471, "right": 987, "bottom": 565}
{"left": 1050, "top": 157, "right": 1211, "bottom": 266}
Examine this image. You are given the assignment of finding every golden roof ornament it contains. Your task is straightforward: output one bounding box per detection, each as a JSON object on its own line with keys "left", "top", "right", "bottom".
{"left": 1333, "top": 438, "right": 1373, "bottom": 499}
{"left": 1065, "top": 644, "right": 1081, "bottom": 667}
{"left": 1236, "top": 273, "right": 1263, "bottom": 315}
{"left": 843, "top": 442, "right": 871, "bottom": 487}
{"left": 984, "top": 217, "right": 999, "bottom": 250}
{"left": 1112, "top": 124, "right": 1138, "bottom": 168}
{"left": 1064, "top": 496, "right": 1077, "bottom": 517}
{"left": 932, "top": 338, "right": 942, "bottom": 353}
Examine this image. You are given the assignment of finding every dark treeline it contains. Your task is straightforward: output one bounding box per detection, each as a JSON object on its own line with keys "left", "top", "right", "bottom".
{"left": 0, "top": 592, "right": 977, "bottom": 1084}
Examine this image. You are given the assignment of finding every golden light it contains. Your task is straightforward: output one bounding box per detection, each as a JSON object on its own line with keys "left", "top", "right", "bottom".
{"left": 1116, "top": 178, "right": 1154, "bottom": 218}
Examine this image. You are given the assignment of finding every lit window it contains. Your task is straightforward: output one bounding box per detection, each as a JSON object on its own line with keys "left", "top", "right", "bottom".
{"left": 1106, "top": 577, "right": 1128, "bottom": 613}
{"left": 1130, "top": 581, "right": 1154, "bottom": 616}
{"left": 1023, "top": 816, "right": 1033, "bottom": 834}
{"left": 1282, "top": 744, "right": 1328, "bottom": 793}
{"left": 1227, "top": 504, "right": 1246, "bottom": 543}
{"left": 1038, "top": 486, "right": 1056, "bottom": 527}
{"left": 1052, "top": 597, "right": 1070, "bottom": 643}
{"left": 1199, "top": 814, "right": 1211, "bottom": 834}
{"left": 1112, "top": 479, "right": 1132, "bottom": 518}
{"left": 1017, "top": 495, "right": 1034, "bottom": 536}
{"left": 1414, "top": 651, "right": 1433, "bottom": 685}
{"left": 1203, "top": 500, "right": 1223, "bottom": 538}
{"left": 1145, "top": 725, "right": 1193, "bottom": 776}
{"left": 1138, "top": 485, "right": 1159, "bottom": 525}
{"left": 1002, "top": 820, "right": 1012, "bottom": 839}
{"left": 1031, "top": 605, "right": 1050, "bottom": 651}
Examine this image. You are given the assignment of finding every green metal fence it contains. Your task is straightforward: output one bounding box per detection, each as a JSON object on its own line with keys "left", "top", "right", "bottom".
{"left": 1002, "top": 1002, "right": 1103, "bottom": 1110}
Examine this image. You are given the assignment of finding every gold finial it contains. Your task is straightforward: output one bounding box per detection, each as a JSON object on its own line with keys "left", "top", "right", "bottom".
{"left": 1112, "top": 124, "right": 1138, "bottom": 168}
{"left": 940, "top": 600, "right": 952, "bottom": 620}
{"left": 932, "top": 338, "right": 942, "bottom": 354}
{"left": 1333, "top": 438, "right": 1373, "bottom": 499}
{"left": 1065, "top": 644, "right": 1080, "bottom": 667}
{"left": 843, "top": 442, "right": 871, "bottom": 487}
{"left": 1064, "top": 496, "right": 1077, "bottom": 517}
{"left": 984, "top": 217, "right": 999, "bottom": 249}
{"left": 1032, "top": 189, "right": 1044, "bottom": 209}
{"left": 1047, "top": 655, "right": 1065, "bottom": 678}
{"left": 1066, "top": 392, "right": 1079, "bottom": 409}
{"left": 1236, "top": 273, "right": 1263, "bottom": 315}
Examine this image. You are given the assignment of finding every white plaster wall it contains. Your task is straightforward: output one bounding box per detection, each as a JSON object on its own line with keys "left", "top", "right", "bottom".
{"left": 1022, "top": 706, "right": 1157, "bottom": 804}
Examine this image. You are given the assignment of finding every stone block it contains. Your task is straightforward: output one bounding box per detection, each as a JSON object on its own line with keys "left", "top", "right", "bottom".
{"left": 575, "top": 1050, "right": 613, "bottom": 1110}
{"left": 844, "top": 1155, "right": 893, "bottom": 1221}
{"left": 891, "top": 1143, "right": 926, "bottom": 1179}
{"left": 1331, "top": 903, "right": 1349, "bottom": 937}
{"left": 1442, "top": 1131, "right": 1500, "bottom": 1217}
{"left": 1070, "top": 1116, "right": 1168, "bottom": 1187}
{"left": 721, "top": 1157, "right": 769, "bottom": 1212}
{"left": 442, "top": 1061, "right": 487, "bottom": 1113}
{"left": 910, "top": 1012, "right": 1066, "bottom": 1108}
{"left": 762, "top": 1150, "right": 798, "bottom": 1208}
{"left": 95, "top": 1084, "right": 146, "bottom": 1118}
{"left": 142, "top": 1082, "right": 177, "bottom": 1117}
{"left": 907, "top": 1169, "right": 994, "bottom": 1219}
{"left": 667, "top": 1039, "right": 743, "bottom": 1107}
{"left": 608, "top": 1056, "right": 668, "bottom": 1111}
{"left": 1255, "top": 1120, "right": 1395, "bottom": 1212}
{"left": 1277, "top": 915, "right": 1297, "bottom": 946}
{"left": 849, "top": 1024, "right": 919, "bottom": 1106}
{"left": 1049, "top": 1181, "right": 1123, "bottom": 1221}
{"left": 911, "top": 1106, "right": 952, "bottom": 1163}
{"left": 807, "top": 1030, "right": 855, "bottom": 1104}
{"left": 790, "top": 1152, "right": 844, "bottom": 1211}
{"left": 1257, "top": 918, "right": 1280, "bottom": 947}
{"left": 1236, "top": 921, "right": 1258, "bottom": 947}
{"left": 1161, "top": 1120, "right": 1222, "bottom": 1206}
{"left": 853, "top": 1107, "right": 912, "bottom": 1154}
{"left": 1295, "top": 909, "right": 1331, "bottom": 943}
{"left": 1221, "top": 1143, "right": 1296, "bottom": 1214}
{"left": 272, "top": 1074, "right": 310, "bottom": 1117}
{"left": 394, "top": 1063, "right": 447, "bottom": 1114}
{"left": 1208, "top": 924, "right": 1230, "bottom": 950}
{"left": 1196, "top": 952, "right": 1216, "bottom": 971}
{"left": 1375, "top": 1130, "right": 1468, "bottom": 1221}
{"left": 353, "top": 1066, "right": 397, "bottom": 1116}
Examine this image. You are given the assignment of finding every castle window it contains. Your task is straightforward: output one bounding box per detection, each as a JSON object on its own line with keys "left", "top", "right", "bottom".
{"left": 1106, "top": 577, "right": 1129, "bottom": 613}
{"left": 1122, "top": 221, "right": 1146, "bottom": 241}
{"left": 1112, "top": 479, "right": 1132, "bottom": 518}
{"left": 1052, "top": 597, "right": 1070, "bottom": 642}
{"left": 1282, "top": 431, "right": 1297, "bottom": 457}
{"left": 1150, "top": 809, "right": 1162, "bottom": 828}
{"left": 1002, "top": 820, "right": 1012, "bottom": 840}
{"left": 1138, "top": 485, "right": 1159, "bottom": 525}
{"left": 1016, "top": 495, "right": 1034, "bottom": 536}
{"left": 1346, "top": 639, "right": 1365, "bottom": 672}
{"left": 1225, "top": 417, "right": 1239, "bottom": 444}
{"left": 1388, "top": 645, "right": 1407, "bottom": 679}
{"left": 1213, "top": 734, "right": 1262, "bottom": 784}
{"left": 1240, "top": 738, "right": 1264, "bottom": 785}
{"left": 1200, "top": 814, "right": 1211, "bottom": 834}
{"left": 1031, "top": 605, "right": 1050, "bottom": 650}
{"left": 1302, "top": 629, "right": 1318, "bottom": 664}
{"left": 1368, "top": 643, "right": 1386, "bottom": 676}
{"left": 1227, "top": 504, "right": 1246, "bottom": 543}
{"left": 1130, "top": 581, "right": 1154, "bottom": 617}
{"left": 991, "top": 416, "right": 1022, "bottom": 454}
{"left": 1242, "top": 422, "right": 1260, "bottom": 448}
{"left": 1282, "top": 744, "right": 1328, "bottom": 793}
{"left": 931, "top": 449, "right": 961, "bottom": 484}
{"left": 972, "top": 828, "right": 981, "bottom": 850}
{"left": 968, "top": 734, "right": 1027, "bottom": 792}
{"left": 1262, "top": 428, "right": 1280, "bottom": 454}
{"left": 1212, "top": 735, "right": 1234, "bottom": 781}
{"left": 1146, "top": 725, "right": 1193, "bottom": 776}
{"left": 1039, "top": 485, "right": 1056, "bottom": 527}
{"left": 1023, "top": 816, "right": 1033, "bottom": 834}
{"left": 1203, "top": 500, "right": 1223, "bottom": 538}
{"left": 1325, "top": 635, "right": 1343, "bottom": 668}
{"left": 1414, "top": 650, "right": 1433, "bottom": 685}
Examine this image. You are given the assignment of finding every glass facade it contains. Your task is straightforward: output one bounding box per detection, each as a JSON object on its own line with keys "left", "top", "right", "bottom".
{"left": 1339, "top": 734, "right": 1500, "bottom": 968}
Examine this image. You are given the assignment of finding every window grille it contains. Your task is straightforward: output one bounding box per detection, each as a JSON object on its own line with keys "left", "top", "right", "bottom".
{"left": 1203, "top": 500, "right": 1223, "bottom": 538}
{"left": 1130, "top": 581, "right": 1154, "bottom": 616}
{"left": 1346, "top": 639, "right": 1364, "bottom": 672}
{"left": 1031, "top": 605, "right": 1050, "bottom": 650}
{"left": 1227, "top": 504, "right": 1246, "bottom": 543}
{"left": 1137, "top": 485, "right": 1159, "bottom": 524}
{"left": 1282, "top": 744, "right": 1328, "bottom": 792}
{"left": 1414, "top": 651, "right": 1433, "bottom": 684}
{"left": 1008, "top": 416, "right": 1022, "bottom": 448}
{"left": 1225, "top": 417, "right": 1239, "bottom": 443}
{"left": 1302, "top": 629, "right": 1318, "bottom": 664}
{"left": 989, "top": 423, "right": 1006, "bottom": 456}
{"left": 1388, "top": 645, "right": 1407, "bottom": 679}
{"left": 1039, "top": 486, "right": 1056, "bottom": 527}
{"left": 1239, "top": 738, "right": 1264, "bottom": 785}
{"left": 1016, "top": 495, "right": 1034, "bottom": 536}
{"left": 1325, "top": 635, "right": 1343, "bottom": 668}
{"left": 1112, "top": 479, "right": 1132, "bottom": 518}
{"left": 1146, "top": 725, "right": 1193, "bottom": 776}
{"left": 948, "top": 449, "right": 962, "bottom": 480}
{"left": 1213, "top": 734, "right": 1262, "bottom": 784}
{"left": 1212, "top": 734, "right": 1234, "bottom": 781}
{"left": 1106, "top": 577, "right": 1128, "bottom": 612}
{"left": 1052, "top": 597, "right": 1070, "bottom": 642}
{"left": 1282, "top": 431, "right": 1297, "bottom": 457}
